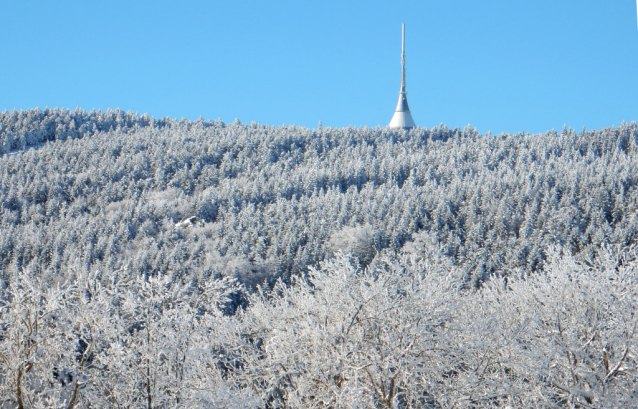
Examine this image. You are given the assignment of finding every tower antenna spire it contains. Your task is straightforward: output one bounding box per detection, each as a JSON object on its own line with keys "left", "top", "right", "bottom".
{"left": 389, "top": 23, "right": 416, "bottom": 130}
{"left": 401, "top": 23, "right": 406, "bottom": 93}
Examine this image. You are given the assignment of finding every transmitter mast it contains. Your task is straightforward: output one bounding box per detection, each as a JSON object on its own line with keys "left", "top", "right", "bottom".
{"left": 388, "top": 24, "right": 416, "bottom": 130}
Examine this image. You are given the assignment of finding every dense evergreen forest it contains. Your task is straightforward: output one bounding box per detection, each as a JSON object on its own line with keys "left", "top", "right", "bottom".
{"left": 1, "top": 108, "right": 637, "bottom": 287}
{"left": 0, "top": 108, "right": 637, "bottom": 407}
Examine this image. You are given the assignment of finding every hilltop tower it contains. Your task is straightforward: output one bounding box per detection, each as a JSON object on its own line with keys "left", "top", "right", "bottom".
{"left": 388, "top": 24, "right": 416, "bottom": 130}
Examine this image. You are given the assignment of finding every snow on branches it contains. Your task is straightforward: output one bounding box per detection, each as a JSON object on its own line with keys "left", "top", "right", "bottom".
{"left": 1, "top": 248, "right": 636, "bottom": 408}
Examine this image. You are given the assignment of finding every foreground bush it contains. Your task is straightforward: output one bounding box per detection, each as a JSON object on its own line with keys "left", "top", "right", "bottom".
{"left": 1, "top": 247, "right": 636, "bottom": 408}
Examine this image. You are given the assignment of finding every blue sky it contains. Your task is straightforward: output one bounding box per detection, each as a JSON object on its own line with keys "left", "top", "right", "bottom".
{"left": 1, "top": 1, "right": 637, "bottom": 134}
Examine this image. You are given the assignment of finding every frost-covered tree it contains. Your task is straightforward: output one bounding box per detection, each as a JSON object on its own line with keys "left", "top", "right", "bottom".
{"left": 485, "top": 247, "right": 638, "bottom": 407}
{"left": 0, "top": 247, "right": 637, "bottom": 407}
{"left": 213, "top": 248, "right": 638, "bottom": 408}
{"left": 0, "top": 267, "right": 258, "bottom": 408}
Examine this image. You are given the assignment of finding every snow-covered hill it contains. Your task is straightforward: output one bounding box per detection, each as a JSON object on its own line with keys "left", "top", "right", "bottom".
{"left": 2, "top": 108, "right": 638, "bottom": 407}
{"left": 1, "top": 108, "right": 638, "bottom": 288}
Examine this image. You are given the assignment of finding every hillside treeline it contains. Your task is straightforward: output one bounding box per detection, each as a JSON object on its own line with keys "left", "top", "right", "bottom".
{"left": 1, "top": 108, "right": 638, "bottom": 287}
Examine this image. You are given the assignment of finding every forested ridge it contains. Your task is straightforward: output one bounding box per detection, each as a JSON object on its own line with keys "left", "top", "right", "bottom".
{"left": 1, "top": 108, "right": 638, "bottom": 287}
{"left": 1, "top": 108, "right": 637, "bottom": 407}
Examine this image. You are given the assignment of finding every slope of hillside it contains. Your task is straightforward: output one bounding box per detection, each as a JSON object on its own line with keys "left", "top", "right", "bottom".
{"left": 1, "top": 108, "right": 638, "bottom": 288}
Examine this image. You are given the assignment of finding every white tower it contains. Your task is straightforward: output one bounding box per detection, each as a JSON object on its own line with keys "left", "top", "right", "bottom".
{"left": 388, "top": 24, "right": 417, "bottom": 130}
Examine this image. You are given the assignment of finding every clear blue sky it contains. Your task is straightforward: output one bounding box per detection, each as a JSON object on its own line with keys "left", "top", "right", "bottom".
{"left": 1, "top": 1, "right": 637, "bottom": 134}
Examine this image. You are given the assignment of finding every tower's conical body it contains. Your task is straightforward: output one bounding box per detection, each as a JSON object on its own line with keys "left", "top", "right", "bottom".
{"left": 389, "top": 24, "right": 416, "bottom": 129}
